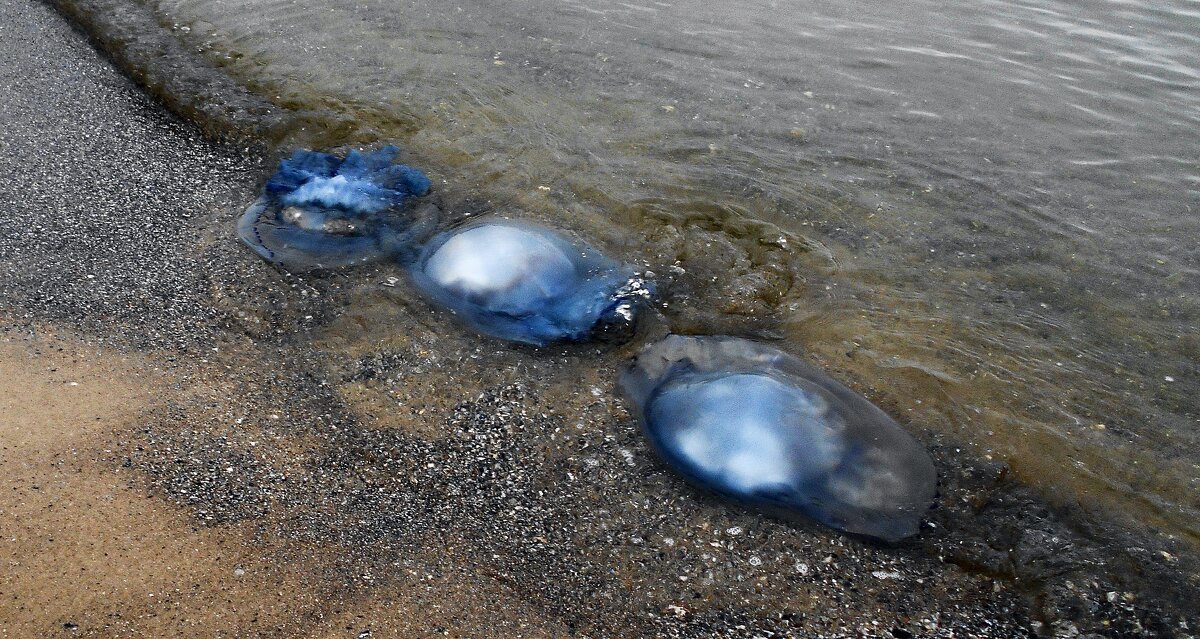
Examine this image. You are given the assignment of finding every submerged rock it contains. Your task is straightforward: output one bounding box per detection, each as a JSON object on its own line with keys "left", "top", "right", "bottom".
{"left": 411, "top": 221, "right": 653, "bottom": 345}
{"left": 620, "top": 335, "right": 937, "bottom": 542}
{"left": 238, "top": 146, "right": 435, "bottom": 269}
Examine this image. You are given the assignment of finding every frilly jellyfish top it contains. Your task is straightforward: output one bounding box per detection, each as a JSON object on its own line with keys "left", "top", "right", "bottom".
{"left": 620, "top": 335, "right": 937, "bottom": 542}
{"left": 237, "top": 146, "right": 434, "bottom": 270}
{"left": 410, "top": 221, "right": 653, "bottom": 346}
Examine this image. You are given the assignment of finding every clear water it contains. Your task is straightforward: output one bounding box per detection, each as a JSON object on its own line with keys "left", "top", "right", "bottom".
{"left": 145, "top": 0, "right": 1197, "bottom": 544}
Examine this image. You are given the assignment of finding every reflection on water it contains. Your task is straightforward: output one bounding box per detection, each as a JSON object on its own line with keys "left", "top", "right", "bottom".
{"left": 145, "top": 0, "right": 1197, "bottom": 542}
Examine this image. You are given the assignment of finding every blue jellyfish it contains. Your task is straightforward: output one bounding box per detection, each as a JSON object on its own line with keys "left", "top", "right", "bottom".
{"left": 410, "top": 221, "right": 654, "bottom": 346}
{"left": 237, "top": 146, "right": 435, "bottom": 270}
{"left": 620, "top": 335, "right": 937, "bottom": 542}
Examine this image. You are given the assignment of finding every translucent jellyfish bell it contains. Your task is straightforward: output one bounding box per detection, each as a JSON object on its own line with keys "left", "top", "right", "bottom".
{"left": 238, "top": 146, "right": 435, "bottom": 270}
{"left": 411, "top": 221, "right": 653, "bottom": 346}
{"left": 620, "top": 335, "right": 937, "bottom": 542}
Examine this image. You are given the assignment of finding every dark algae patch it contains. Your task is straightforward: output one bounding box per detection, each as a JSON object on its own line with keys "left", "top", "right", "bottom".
{"left": 17, "top": 0, "right": 1200, "bottom": 635}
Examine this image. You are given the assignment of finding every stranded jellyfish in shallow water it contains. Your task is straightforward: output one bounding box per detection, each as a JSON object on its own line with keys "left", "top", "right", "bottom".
{"left": 620, "top": 335, "right": 937, "bottom": 542}
{"left": 238, "top": 146, "right": 435, "bottom": 269}
{"left": 410, "top": 221, "right": 653, "bottom": 346}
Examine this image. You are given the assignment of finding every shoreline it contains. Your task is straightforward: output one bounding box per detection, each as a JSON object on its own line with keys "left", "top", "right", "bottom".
{"left": 0, "top": 0, "right": 1194, "bottom": 636}
{"left": 41, "top": 0, "right": 282, "bottom": 145}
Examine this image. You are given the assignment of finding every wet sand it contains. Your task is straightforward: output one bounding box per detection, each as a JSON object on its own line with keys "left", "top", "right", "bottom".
{"left": 0, "top": 332, "right": 286, "bottom": 637}
{"left": 0, "top": 324, "right": 1024, "bottom": 639}
{"left": 1, "top": 0, "right": 1196, "bottom": 636}
{"left": 0, "top": 329, "right": 567, "bottom": 638}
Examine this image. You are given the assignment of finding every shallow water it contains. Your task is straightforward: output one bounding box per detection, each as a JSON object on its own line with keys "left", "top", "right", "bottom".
{"left": 113, "top": 0, "right": 1196, "bottom": 543}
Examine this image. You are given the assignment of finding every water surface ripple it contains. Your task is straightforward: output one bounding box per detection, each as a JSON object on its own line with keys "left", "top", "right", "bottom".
{"left": 136, "top": 0, "right": 1198, "bottom": 544}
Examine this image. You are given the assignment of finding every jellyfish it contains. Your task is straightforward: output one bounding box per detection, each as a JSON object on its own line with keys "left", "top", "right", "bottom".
{"left": 238, "top": 146, "right": 435, "bottom": 270}
{"left": 410, "top": 221, "right": 654, "bottom": 346}
{"left": 620, "top": 335, "right": 937, "bottom": 542}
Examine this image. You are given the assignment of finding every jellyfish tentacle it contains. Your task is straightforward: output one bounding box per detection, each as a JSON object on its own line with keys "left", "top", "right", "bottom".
{"left": 375, "top": 164, "right": 432, "bottom": 197}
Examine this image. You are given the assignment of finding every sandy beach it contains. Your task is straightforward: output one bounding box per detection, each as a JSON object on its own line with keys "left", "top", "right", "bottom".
{"left": 1, "top": 0, "right": 1195, "bottom": 636}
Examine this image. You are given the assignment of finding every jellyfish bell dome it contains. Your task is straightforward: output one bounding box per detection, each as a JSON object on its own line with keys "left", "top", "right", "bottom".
{"left": 238, "top": 146, "right": 435, "bottom": 270}
{"left": 620, "top": 335, "right": 937, "bottom": 542}
{"left": 423, "top": 225, "right": 578, "bottom": 305}
{"left": 411, "top": 221, "right": 654, "bottom": 346}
